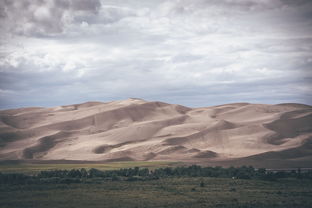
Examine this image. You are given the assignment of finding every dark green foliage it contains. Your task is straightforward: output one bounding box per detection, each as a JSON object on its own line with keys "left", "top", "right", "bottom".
{"left": 0, "top": 172, "right": 30, "bottom": 184}
{"left": 0, "top": 165, "right": 312, "bottom": 208}
{"left": 1, "top": 165, "right": 312, "bottom": 185}
{"left": 88, "top": 168, "right": 104, "bottom": 177}
{"left": 37, "top": 170, "right": 69, "bottom": 178}
{"left": 1, "top": 177, "right": 312, "bottom": 208}
{"left": 229, "top": 187, "right": 236, "bottom": 192}
{"left": 111, "top": 174, "right": 120, "bottom": 181}
{"left": 138, "top": 168, "right": 149, "bottom": 176}
{"left": 200, "top": 181, "right": 205, "bottom": 187}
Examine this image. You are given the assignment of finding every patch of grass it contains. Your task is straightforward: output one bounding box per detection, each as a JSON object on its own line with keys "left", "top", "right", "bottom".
{"left": 0, "top": 177, "right": 311, "bottom": 208}
{"left": 1, "top": 163, "right": 312, "bottom": 207}
{"left": 0, "top": 161, "right": 180, "bottom": 174}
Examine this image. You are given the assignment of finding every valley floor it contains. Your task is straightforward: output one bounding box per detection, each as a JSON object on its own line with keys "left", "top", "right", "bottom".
{"left": 1, "top": 177, "right": 312, "bottom": 208}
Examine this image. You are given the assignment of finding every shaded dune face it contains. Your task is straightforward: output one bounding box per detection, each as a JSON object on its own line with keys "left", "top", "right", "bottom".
{"left": 22, "top": 131, "right": 74, "bottom": 159}
{"left": 0, "top": 99, "right": 311, "bottom": 167}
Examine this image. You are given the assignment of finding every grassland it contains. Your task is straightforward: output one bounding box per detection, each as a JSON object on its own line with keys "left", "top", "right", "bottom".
{"left": 1, "top": 177, "right": 312, "bottom": 208}
{"left": 0, "top": 161, "right": 179, "bottom": 174}
{"left": 1, "top": 163, "right": 312, "bottom": 208}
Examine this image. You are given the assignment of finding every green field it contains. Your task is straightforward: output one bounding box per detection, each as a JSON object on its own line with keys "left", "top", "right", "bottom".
{"left": 1, "top": 163, "right": 312, "bottom": 208}
{"left": 0, "top": 161, "right": 179, "bottom": 174}
{"left": 1, "top": 177, "right": 312, "bottom": 208}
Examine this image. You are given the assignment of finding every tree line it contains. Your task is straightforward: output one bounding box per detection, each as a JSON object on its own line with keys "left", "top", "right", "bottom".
{"left": 1, "top": 165, "right": 311, "bottom": 184}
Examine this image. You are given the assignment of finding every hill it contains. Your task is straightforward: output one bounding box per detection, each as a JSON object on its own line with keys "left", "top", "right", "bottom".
{"left": 0, "top": 98, "right": 311, "bottom": 168}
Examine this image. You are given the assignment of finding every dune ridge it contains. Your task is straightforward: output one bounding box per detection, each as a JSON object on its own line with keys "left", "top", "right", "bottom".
{"left": 0, "top": 98, "right": 311, "bottom": 167}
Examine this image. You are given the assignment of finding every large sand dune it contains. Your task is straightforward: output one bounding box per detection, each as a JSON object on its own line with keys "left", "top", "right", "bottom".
{"left": 0, "top": 99, "right": 311, "bottom": 167}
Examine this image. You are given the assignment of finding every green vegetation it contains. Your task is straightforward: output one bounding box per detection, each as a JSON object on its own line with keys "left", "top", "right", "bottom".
{"left": 1, "top": 165, "right": 312, "bottom": 184}
{"left": 1, "top": 165, "right": 312, "bottom": 208}
{"left": 0, "top": 161, "right": 178, "bottom": 174}
{"left": 1, "top": 177, "right": 312, "bottom": 208}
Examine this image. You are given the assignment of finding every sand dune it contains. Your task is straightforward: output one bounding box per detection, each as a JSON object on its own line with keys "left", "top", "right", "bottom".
{"left": 0, "top": 98, "right": 311, "bottom": 167}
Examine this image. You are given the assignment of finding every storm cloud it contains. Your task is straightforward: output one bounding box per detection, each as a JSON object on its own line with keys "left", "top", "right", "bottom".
{"left": 0, "top": 0, "right": 311, "bottom": 109}
{"left": 0, "top": 0, "right": 101, "bottom": 36}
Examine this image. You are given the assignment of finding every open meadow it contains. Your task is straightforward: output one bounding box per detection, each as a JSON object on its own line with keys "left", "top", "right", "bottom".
{"left": 1, "top": 177, "right": 312, "bottom": 208}
{"left": 1, "top": 163, "right": 312, "bottom": 208}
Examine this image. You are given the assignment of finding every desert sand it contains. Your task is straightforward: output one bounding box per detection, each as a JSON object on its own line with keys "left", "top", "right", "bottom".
{"left": 0, "top": 98, "right": 311, "bottom": 168}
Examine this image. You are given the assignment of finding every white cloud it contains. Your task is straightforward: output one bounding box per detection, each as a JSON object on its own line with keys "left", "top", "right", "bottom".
{"left": 0, "top": 0, "right": 311, "bottom": 108}
{"left": 0, "top": 0, "right": 101, "bottom": 36}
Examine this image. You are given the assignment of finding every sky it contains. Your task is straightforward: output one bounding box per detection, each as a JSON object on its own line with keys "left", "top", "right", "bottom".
{"left": 0, "top": 0, "right": 311, "bottom": 109}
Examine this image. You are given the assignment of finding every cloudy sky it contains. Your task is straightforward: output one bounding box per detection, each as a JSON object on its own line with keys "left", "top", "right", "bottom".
{"left": 0, "top": 0, "right": 311, "bottom": 109}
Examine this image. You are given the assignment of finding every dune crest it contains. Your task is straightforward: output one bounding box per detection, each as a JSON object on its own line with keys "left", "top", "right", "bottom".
{"left": 0, "top": 99, "right": 311, "bottom": 167}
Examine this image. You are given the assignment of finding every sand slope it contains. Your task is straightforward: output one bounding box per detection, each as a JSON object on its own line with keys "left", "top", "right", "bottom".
{"left": 0, "top": 99, "right": 311, "bottom": 167}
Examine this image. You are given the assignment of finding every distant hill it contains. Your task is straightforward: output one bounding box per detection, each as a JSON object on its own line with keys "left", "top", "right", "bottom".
{"left": 0, "top": 98, "right": 311, "bottom": 168}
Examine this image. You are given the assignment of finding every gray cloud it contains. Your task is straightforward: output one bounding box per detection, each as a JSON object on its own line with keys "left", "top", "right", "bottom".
{"left": 201, "top": 0, "right": 311, "bottom": 11}
{"left": 0, "top": 0, "right": 101, "bottom": 36}
{"left": 0, "top": 0, "right": 311, "bottom": 109}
